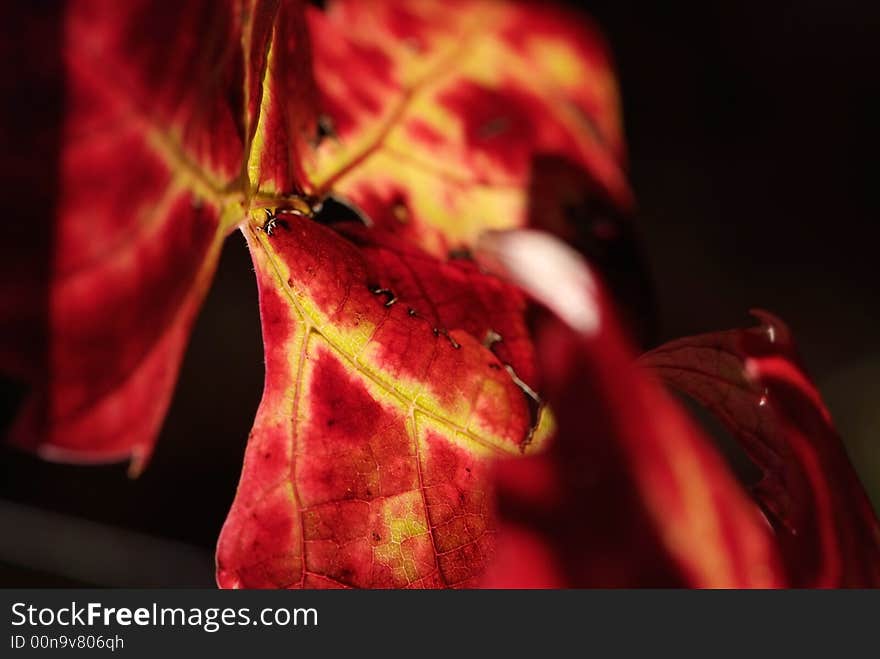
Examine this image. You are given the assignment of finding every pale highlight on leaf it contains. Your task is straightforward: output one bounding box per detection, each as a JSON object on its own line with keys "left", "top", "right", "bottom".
{"left": 477, "top": 229, "right": 600, "bottom": 335}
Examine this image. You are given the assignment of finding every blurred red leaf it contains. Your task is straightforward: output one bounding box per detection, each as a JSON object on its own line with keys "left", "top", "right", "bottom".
{"left": 640, "top": 312, "right": 880, "bottom": 586}
{"left": 477, "top": 231, "right": 784, "bottom": 587}
{"left": 302, "top": 0, "right": 630, "bottom": 256}
{"left": 2, "top": 0, "right": 317, "bottom": 470}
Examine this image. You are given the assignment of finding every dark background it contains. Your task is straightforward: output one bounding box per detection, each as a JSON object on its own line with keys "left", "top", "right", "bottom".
{"left": 1, "top": 1, "right": 878, "bottom": 585}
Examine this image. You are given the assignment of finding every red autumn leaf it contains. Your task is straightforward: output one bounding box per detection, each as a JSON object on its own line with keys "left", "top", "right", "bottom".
{"left": 215, "top": 216, "right": 552, "bottom": 587}
{"left": 2, "top": 0, "right": 317, "bottom": 471}
{"left": 639, "top": 312, "right": 880, "bottom": 587}
{"left": 302, "top": 0, "right": 630, "bottom": 255}
{"left": 475, "top": 231, "right": 784, "bottom": 587}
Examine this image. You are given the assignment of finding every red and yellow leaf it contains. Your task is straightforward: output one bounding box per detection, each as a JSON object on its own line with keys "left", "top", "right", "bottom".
{"left": 3, "top": 0, "right": 319, "bottom": 469}
{"left": 640, "top": 312, "right": 880, "bottom": 586}
{"left": 476, "top": 231, "right": 784, "bottom": 587}
{"left": 302, "top": 0, "right": 631, "bottom": 256}
{"left": 216, "top": 216, "right": 551, "bottom": 588}
{"left": 215, "top": 0, "right": 633, "bottom": 587}
{"left": 244, "top": 0, "right": 319, "bottom": 196}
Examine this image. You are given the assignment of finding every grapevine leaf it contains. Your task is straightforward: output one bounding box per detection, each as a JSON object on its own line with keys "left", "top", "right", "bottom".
{"left": 302, "top": 0, "right": 631, "bottom": 255}
{"left": 640, "top": 312, "right": 880, "bottom": 586}
{"left": 2, "top": 0, "right": 318, "bottom": 470}
{"left": 216, "top": 216, "right": 551, "bottom": 588}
